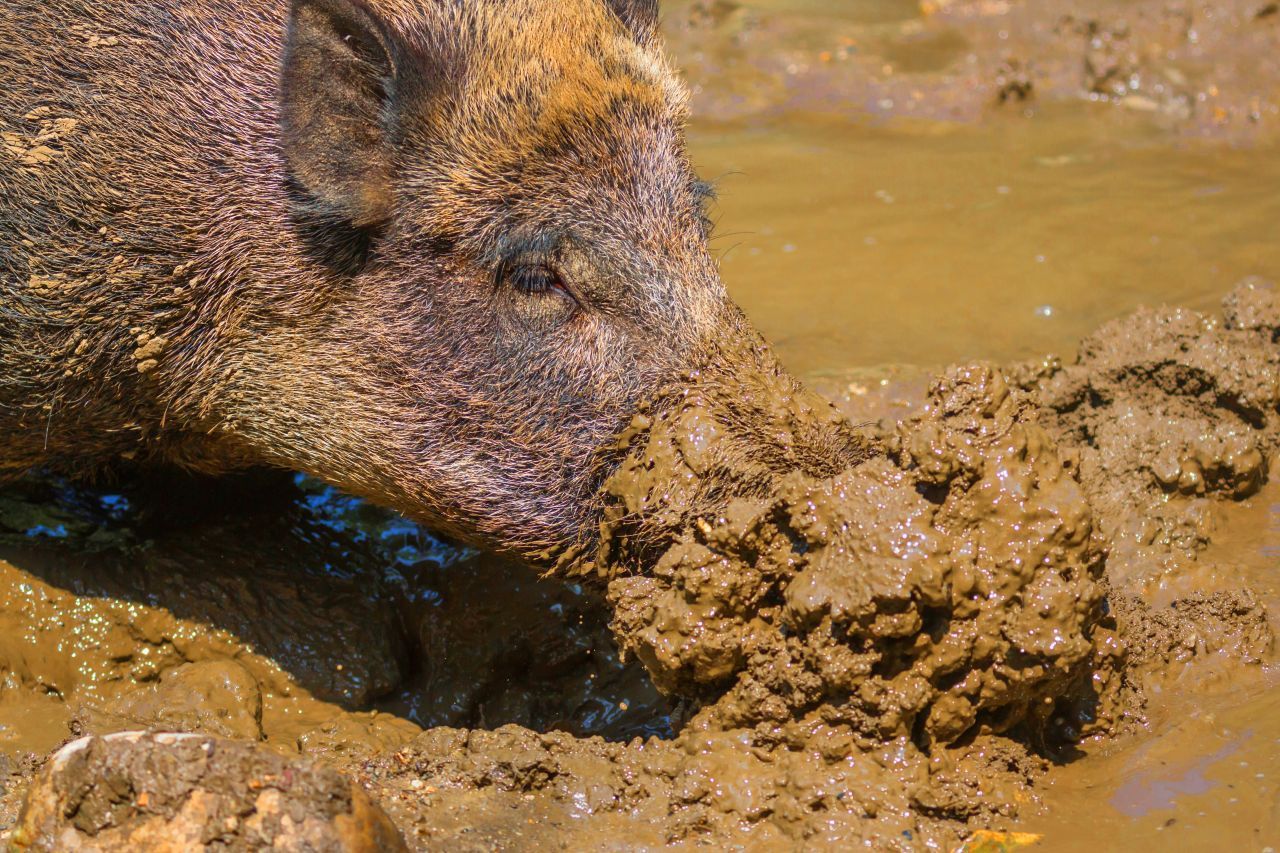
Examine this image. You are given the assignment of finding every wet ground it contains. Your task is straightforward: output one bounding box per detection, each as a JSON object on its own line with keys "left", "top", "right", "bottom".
{"left": 684, "top": 0, "right": 1280, "bottom": 374}
{"left": 3, "top": 0, "right": 1280, "bottom": 849}
{"left": 696, "top": 111, "right": 1280, "bottom": 375}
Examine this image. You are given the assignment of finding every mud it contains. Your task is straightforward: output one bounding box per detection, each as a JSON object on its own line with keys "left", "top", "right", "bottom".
{"left": 1, "top": 283, "right": 1276, "bottom": 850}
{"left": 3, "top": 1, "right": 1280, "bottom": 848}
{"left": 11, "top": 732, "right": 406, "bottom": 851}
{"left": 596, "top": 359, "right": 1108, "bottom": 740}
{"left": 669, "top": 0, "right": 1280, "bottom": 142}
{"left": 681, "top": 0, "right": 1280, "bottom": 375}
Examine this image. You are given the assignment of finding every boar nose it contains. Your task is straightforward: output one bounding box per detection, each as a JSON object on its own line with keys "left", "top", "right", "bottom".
{"left": 640, "top": 327, "right": 872, "bottom": 498}
{"left": 704, "top": 333, "right": 871, "bottom": 481}
{"left": 726, "top": 379, "right": 870, "bottom": 482}
{"left": 583, "top": 321, "right": 873, "bottom": 578}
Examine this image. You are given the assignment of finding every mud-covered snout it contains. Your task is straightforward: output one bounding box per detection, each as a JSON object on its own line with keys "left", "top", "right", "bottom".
{"left": 566, "top": 309, "right": 872, "bottom": 575}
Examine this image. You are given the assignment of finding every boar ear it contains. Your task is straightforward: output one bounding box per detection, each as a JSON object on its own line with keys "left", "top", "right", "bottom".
{"left": 281, "top": 0, "right": 407, "bottom": 227}
{"left": 609, "top": 0, "right": 659, "bottom": 42}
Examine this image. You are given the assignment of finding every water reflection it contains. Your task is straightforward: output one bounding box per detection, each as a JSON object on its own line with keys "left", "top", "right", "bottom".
{"left": 0, "top": 471, "right": 672, "bottom": 741}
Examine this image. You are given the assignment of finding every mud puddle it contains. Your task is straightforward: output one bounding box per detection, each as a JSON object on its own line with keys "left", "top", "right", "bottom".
{"left": 672, "top": 0, "right": 1280, "bottom": 140}
{"left": 3, "top": 0, "right": 1280, "bottom": 849}
{"left": 1021, "top": 671, "right": 1280, "bottom": 849}
{"left": 693, "top": 112, "right": 1280, "bottom": 375}
{"left": 0, "top": 476, "right": 672, "bottom": 847}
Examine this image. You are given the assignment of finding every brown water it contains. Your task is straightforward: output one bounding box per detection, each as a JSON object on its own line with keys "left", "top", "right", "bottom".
{"left": 692, "top": 112, "right": 1280, "bottom": 376}
{"left": 677, "top": 0, "right": 1280, "bottom": 375}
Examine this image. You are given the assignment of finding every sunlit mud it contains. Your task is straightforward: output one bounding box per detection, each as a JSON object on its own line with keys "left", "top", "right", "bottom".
{"left": 2, "top": 0, "right": 1280, "bottom": 849}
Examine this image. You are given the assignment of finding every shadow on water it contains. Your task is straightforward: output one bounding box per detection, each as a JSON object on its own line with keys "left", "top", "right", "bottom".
{"left": 0, "top": 470, "right": 672, "bottom": 743}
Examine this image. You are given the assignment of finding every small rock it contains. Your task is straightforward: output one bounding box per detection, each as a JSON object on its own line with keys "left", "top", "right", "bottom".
{"left": 9, "top": 732, "right": 408, "bottom": 851}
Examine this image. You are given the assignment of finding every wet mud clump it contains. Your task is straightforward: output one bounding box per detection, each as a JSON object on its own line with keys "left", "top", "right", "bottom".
{"left": 595, "top": 361, "right": 1107, "bottom": 749}
{"left": 601, "top": 281, "right": 1278, "bottom": 719}
{"left": 1016, "top": 278, "right": 1280, "bottom": 585}
{"left": 11, "top": 732, "right": 406, "bottom": 851}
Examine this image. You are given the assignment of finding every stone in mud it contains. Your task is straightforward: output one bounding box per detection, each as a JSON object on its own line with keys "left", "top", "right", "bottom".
{"left": 9, "top": 732, "right": 407, "bottom": 852}
{"left": 601, "top": 363, "right": 1107, "bottom": 748}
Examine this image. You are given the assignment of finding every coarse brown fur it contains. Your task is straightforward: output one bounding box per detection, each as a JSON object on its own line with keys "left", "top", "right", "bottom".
{"left": 0, "top": 0, "right": 858, "bottom": 566}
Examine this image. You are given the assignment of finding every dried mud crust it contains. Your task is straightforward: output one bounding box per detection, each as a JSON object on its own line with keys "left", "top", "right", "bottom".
{"left": 10, "top": 732, "right": 407, "bottom": 851}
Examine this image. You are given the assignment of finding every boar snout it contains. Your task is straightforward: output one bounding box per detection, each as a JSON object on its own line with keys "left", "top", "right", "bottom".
{"left": 568, "top": 312, "right": 873, "bottom": 576}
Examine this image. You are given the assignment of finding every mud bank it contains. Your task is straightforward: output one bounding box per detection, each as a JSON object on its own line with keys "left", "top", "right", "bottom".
{"left": 668, "top": 0, "right": 1280, "bottom": 143}
{"left": 1, "top": 282, "right": 1276, "bottom": 850}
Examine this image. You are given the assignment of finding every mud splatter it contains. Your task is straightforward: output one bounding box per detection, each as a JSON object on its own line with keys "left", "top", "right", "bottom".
{"left": 597, "top": 361, "right": 1108, "bottom": 750}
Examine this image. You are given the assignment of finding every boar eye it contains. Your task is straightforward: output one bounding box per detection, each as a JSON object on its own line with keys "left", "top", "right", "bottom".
{"left": 505, "top": 264, "right": 565, "bottom": 297}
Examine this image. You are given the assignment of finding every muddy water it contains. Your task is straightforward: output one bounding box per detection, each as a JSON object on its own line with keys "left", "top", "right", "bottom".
{"left": 0, "top": 474, "right": 669, "bottom": 745}
{"left": 679, "top": 0, "right": 1280, "bottom": 374}
{"left": 692, "top": 112, "right": 1280, "bottom": 375}
{"left": 1021, "top": 482, "right": 1280, "bottom": 849}
{"left": 3, "top": 0, "right": 1280, "bottom": 849}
